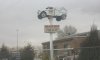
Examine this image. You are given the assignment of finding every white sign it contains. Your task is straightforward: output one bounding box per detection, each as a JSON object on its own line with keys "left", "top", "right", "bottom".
{"left": 44, "top": 25, "right": 60, "bottom": 33}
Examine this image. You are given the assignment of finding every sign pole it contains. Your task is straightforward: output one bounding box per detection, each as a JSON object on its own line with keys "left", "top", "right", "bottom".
{"left": 49, "top": 16, "right": 54, "bottom": 60}
{"left": 37, "top": 7, "right": 67, "bottom": 60}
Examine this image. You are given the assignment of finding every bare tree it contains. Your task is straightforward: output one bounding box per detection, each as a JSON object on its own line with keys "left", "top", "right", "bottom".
{"left": 57, "top": 29, "right": 66, "bottom": 39}
{"left": 56, "top": 25, "right": 77, "bottom": 39}
{"left": 78, "top": 25, "right": 100, "bottom": 60}
{"left": 64, "top": 25, "right": 77, "bottom": 35}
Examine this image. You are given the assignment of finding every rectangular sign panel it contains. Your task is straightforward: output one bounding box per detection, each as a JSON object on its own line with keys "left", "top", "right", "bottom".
{"left": 44, "top": 25, "right": 60, "bottom": 33}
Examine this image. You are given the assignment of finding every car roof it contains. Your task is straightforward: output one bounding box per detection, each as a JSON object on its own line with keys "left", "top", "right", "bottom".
{"left": 46, "top": 7, "right": 53, "bottom": 9}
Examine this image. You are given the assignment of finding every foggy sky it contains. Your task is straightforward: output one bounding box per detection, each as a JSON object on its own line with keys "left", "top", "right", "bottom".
{"left": 0, "top": 0, "right": 100, "bottom": 47}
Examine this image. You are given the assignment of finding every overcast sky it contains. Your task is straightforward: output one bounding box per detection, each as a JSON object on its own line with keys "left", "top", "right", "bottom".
{"left": 0, "top": 0, "right": 100, "bottom": 47}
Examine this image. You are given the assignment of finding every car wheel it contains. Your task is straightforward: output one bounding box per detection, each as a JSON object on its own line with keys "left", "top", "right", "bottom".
{"left": 56, "top": 16, "right": 61, "bottom": 21}
{"left": 61, "top": 14, "right": 66, "bottom": 20}
{"left": 40, "top": 11, "right": 47, "bottom": 18}
{"left": 38, "top": 15, "right": 42, "bottom": 19}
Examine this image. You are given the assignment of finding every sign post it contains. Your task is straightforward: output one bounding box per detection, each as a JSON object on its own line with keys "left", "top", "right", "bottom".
{"left": 37, "top": 7, "right": 67, "bottom": 60}
{"left": 49, "top": 17, "right": 54, "bottom": 60}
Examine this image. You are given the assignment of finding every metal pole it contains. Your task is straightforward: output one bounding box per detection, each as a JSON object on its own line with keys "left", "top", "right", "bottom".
{"left": 49, "top": 17, "right": 54, "bottom": 60}
{"left": 16, "top": 29, "right": 21, "bottom": 60}
{"left": 16, "top": 29, "right": 19, "bottom": 52}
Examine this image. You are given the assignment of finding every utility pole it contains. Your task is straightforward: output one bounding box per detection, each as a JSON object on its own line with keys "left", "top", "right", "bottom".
{"left": 16, "top": 29, "right": 20, "bottom": 60}
{"left": 16, "top": 29, "right": 19, "bottom": 52}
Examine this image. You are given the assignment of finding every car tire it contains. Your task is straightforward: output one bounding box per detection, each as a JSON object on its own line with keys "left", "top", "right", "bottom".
{"left": 61, "top": 14, "right": 66, "bottom": 20}
{"left": 40, "top": 11, "right": 47, "bottom": 18}
{"left": 38, "top": 15, "right": 42, "bottom": 19}
{"left": 56, "top": 16, "right": 61, "bottom": 21}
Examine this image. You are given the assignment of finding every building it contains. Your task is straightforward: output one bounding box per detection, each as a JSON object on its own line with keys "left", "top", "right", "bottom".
{"left": 42, "top": 29, "right": 100, "bottom": 60}
{"left": 42, "top": 32, "right": 88, "bottom": 60}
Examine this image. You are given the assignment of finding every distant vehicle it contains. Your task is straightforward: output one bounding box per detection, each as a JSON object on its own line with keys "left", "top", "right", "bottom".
{"left": 37, "top": 7, "right": 67, "bottom": 21}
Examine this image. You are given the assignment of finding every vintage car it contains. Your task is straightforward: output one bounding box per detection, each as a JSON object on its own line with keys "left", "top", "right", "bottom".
{"left": 37, "top": 7, "right": 67, "bottom": 21}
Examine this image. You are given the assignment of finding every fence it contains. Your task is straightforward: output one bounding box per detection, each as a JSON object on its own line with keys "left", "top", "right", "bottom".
{"left": 42, "top": 46, "right": 100, "bottom": 60}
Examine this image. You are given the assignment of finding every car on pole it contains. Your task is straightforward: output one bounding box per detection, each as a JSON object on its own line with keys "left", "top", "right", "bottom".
{"left": 37, "top": 7, "right": 67, "bottom": 21}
